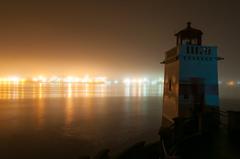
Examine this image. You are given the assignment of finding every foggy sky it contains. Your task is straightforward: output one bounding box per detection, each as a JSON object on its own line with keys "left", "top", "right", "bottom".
{"left": 0, "top": 0, "right": 239, "bottom": 79}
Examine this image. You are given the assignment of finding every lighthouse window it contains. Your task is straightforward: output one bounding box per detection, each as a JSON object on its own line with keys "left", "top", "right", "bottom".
{"left": 192, "top": 39, "right": 198, "bottom": 44}
{"left": 197, "top": 57, "right": 199, "bottom": 60}
{"left": 183, "top": 39, "right": 190, "bottom": 44}
{"left": 191, "top": 47, "right": 194, "bottom": 54}
{"left": 195, "top": 47, "right": 199, "bottom": 54}
{"left": 207, "top": 48, "right": 211, "bottom": 55}
{"left": 204, "top": 47, "right": 208, "bottom": 54}
{"left": 186, "top": 46, "right": 190, "bottom": 54}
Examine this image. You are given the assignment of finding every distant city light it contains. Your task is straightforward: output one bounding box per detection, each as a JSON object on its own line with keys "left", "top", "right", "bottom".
{"left": 151, "top": 81, "right": 157, "bottom": 85}
{"left": 122, "top": 77, "right": 162, "bottom": 85}
{"left": 143, "top": 78, "right": 149, "bottom": 83}
{"left": 123, "top": 78, "right": 131, "bottom": 84}
{"left": 49, "top": 76, "right": 61, "bottom": 82}
{"left": 4, "top": 76, "right": 239, "bottom": 87}
{"left": 63, "top": 76, "right": 81, "bottom": 83}
{"left": 227, "top": 80, "right": 235, "bottom": 86}
{"left": 31, "top": 75, "right": 107, "bottom": 83}
{"left": 0, "top": 75, "right": 107, "bottom": 84}
{"left": 0, "top": 75, "right": 164, "bottom": 85}
{"left": 0, "top": 76, "right": 25, "bottom": 83}
{"left": 32, "top": 75, "right": 47, "bottom": 82}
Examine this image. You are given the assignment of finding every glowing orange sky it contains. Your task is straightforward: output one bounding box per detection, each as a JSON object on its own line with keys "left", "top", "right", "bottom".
{"left": 0, "top": 1, "right": 239, "bottom": 79}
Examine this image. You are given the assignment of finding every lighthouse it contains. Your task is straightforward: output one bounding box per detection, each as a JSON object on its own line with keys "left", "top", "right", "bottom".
{"left": 161, "top": 22, "right": 223, "bottom": 122}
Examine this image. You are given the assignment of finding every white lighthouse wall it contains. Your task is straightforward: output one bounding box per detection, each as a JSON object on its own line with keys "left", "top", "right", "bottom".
{"left": 179, "top": 44, "right": 219, "bottom": 107}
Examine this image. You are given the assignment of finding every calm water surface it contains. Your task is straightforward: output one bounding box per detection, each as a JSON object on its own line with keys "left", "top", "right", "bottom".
{"left": 0, "top": 83, "right": 163, "bottom": 159}
{"left": 0, "top": 82, "right": 239, "bottom": 159}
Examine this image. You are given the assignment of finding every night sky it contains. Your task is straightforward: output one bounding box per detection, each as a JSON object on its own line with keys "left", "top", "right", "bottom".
{"left": 0, "top": 0, "right": 239, "bottom": 79}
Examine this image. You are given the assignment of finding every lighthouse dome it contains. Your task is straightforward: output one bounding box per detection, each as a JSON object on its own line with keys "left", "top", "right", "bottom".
{"left": 175, "top": 22, "right": 203, "bottom": 45}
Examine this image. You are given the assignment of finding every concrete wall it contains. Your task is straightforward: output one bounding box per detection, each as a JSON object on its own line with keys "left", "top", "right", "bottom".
{"left": 163, "top": 57, "right": 179, "bottom": 119}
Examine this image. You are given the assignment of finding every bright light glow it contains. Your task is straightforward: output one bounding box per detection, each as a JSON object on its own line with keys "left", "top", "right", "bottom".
{"left": 227, "top": 80, "right": 235, "bottom": 86}
{"left": 0, "top": 76, "right": 25, "bottom": 83}
{"left": 94, "top": 76, "right": 106, "bottom": 83}
{"left": 32, "top": 75, "right": 47, "bottom": 83}
{"left": 63, "top": 76, "right": 80, "bottom": 83}
{"left": 158, "top": 78, "right": 164, "bottom": 83}
{"left": 138, "top": 79, "right": 142, "bottom": 84}
{"left": 9, "top": 76, "right": 19, "bottom": 82}
{"left": 151, "top": 80, "right": 157, "bottom": 85}
{"left": 123, "top": 77, "right": 163, "bottom": 85}
{"left": 82, "top": 75, "right": 89, "bottom": 83}
{"left": 0, "top": 75, "right": 164, "bottom": 85}
{"left": 131, "top": 79, "right": 137, "bottom": 83}
{"left": 29, "top": 75, "right": 107, "bottom": 83}
{"left": 123, "top": 78, "right": 131, "bottom": 84}
{"left": 143, "top": 78, "right": 149, "bottom": 83}
{"left": 49, "top": 76, "right": 61, "bottom": 82}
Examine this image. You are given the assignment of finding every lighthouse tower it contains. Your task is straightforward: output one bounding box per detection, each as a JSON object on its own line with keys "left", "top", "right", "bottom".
{"left": 161, "top": 22, "right": 222, "bottom": 121}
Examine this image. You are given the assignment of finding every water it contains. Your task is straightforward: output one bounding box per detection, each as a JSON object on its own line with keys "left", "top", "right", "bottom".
{"left": 0, "top": 82, "right": 239, "bottom": 159}
{"left": 0, "top": 82, "right": 163, "bottom": 159}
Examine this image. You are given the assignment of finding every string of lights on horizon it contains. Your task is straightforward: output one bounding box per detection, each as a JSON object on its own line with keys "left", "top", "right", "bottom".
{"left": 0, "top": 75, "right": 239, "bottom": 86}
{"left": 0, "top": 75, "right": 164, "bottom": 85}
{"left": 0, "top": 76, "right": 164, "bottom": 100}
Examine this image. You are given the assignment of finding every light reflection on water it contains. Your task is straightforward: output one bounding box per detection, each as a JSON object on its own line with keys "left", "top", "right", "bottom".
{"left": 0, "top": 83, "right": 239, "bottom": 158}
{"left": 0, "top": 82, "right": 163, "bottom": 159}
{"left": 0, "top": 82, "right": 163, "bottom": 99}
